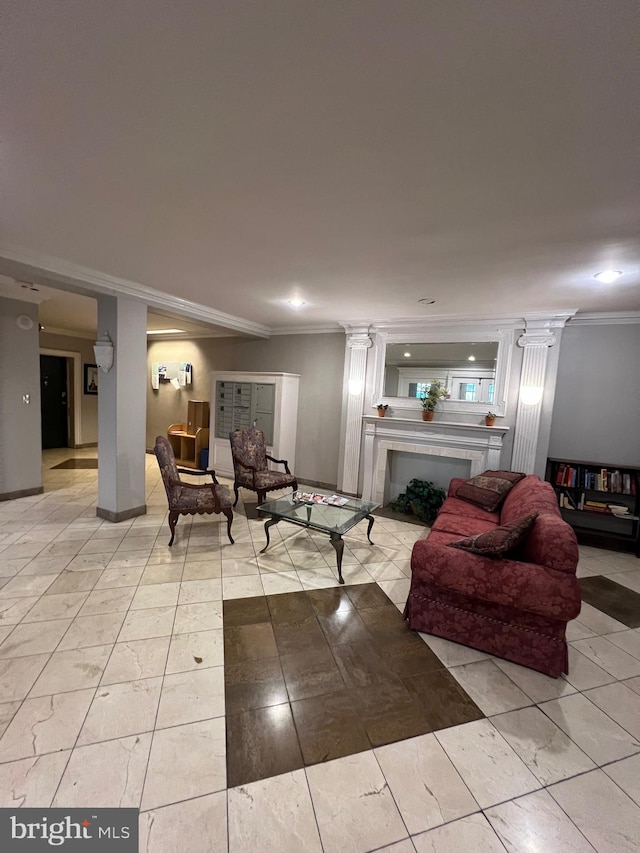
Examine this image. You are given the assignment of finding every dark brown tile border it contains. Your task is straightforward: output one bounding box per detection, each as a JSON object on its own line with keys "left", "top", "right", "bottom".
{"left": 223, "top": 583, "right": 485, "bottom": 788}
{"left": 579, "top": 576, "right": 640, "bottom": 628}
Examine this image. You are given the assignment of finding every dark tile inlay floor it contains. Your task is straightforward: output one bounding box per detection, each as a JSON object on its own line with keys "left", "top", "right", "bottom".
{"left": 50, "top": 458, "right": 99, "bottom": 469}
{"left": 223, "top": 583, "right": 484, "bottom": 787}
{"left": 579, "top": 575, "right": 640, "bottom": 628}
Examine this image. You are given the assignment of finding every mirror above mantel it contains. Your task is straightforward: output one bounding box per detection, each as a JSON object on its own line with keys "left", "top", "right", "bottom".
{"left": 372, "top": 327, "right": 515, "bottom": 418}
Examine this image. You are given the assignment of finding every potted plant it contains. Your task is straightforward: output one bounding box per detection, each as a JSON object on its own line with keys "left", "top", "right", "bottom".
{"left": 420, "top": 381, "right": 447, "bottom": 421}
{"left": 485, "top": 411, "right": 497, "bottom": 426}
{"left": 377, "top": 403, "right": 389, "bottom": 417}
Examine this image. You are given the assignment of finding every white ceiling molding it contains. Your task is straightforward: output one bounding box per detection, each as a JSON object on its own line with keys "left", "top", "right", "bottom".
{"left": 40, "top": 326, "right": 95, "bottom": 340}
{"left": 568, "top": 311, "right": 640, "bottom": 325}
{"left": 270, "top": 324, "right": 343, "bottom": 336}
{"left": 0, "top": 244, "right": 271, "bottom": 339}
{"left": 362, "top": 311, "right": 577, "bottom": 334}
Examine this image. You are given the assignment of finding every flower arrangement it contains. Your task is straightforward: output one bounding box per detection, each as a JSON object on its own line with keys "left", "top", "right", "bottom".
{"left": 485, "top": 410, "right": 497, "bottom": 425}
{"left": 377, "top": 403, "right": 389, "bottom": 411}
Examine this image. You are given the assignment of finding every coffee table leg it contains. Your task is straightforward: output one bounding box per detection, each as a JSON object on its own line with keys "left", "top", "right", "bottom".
{"left": 365, "top": 514, "right": 375, "bottom": 545}
{"left": 329, "top": 533, "right": 345, "bottom": 584}
{"left": 260, "top": 517, "right": 281, "bottom": 554}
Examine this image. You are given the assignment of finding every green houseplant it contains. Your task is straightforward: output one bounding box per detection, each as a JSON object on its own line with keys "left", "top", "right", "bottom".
{"left": 377, "top": 403, "right": 389, "bottom": 417}
{"left": 420, "top": 380, "right": 448, "bottom": 421}
{"left": 390, "top": 478, "right": 446, "bottom": 525}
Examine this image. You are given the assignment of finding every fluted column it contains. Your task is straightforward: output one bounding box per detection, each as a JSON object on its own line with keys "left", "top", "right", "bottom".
{"left": 339, "top": 327, "right": 372, "bottom": 494}
{"left": 511, "top": 328, "right": 557, "bottom": 473}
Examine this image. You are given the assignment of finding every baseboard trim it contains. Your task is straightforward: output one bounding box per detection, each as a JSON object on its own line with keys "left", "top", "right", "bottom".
{"left": 96, "top": 504, "right": 147, "bottom": 523}
{"left": 72, "top": 442, "right": 98, "bottom": 449}
{"left": 0, "top": 486, "right": 44, "bottom": 502}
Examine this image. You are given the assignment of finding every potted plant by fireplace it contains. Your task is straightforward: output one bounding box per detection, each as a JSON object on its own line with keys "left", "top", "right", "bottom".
{"left": 377, "top": 403, "right": 389, "bottom": 417}
{"left": 420, "top": 381, "right": 448, "bottom": 421}
{"left": 485, "top": 410, "right": 497, "bottom": 426}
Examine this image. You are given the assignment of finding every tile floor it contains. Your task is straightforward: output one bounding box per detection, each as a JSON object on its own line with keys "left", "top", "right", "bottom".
{"left": 0, "top": 448, "right": 639, "bottom": 852}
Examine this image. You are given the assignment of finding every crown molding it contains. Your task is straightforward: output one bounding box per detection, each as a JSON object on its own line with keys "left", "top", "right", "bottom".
{"left": 269, "top": 324, "right": 343, "bottom": 336}
{"left": 569, "top": 311, "right": 640, "bottom": 325}
{"left": 0, "top": 244, "right": 271, "bottom": 339}
{"left": 40, "top": 326, "right": 95, "bottom": 340}
{"left": 364, "top": 310, "right": 577, "bottom": 333}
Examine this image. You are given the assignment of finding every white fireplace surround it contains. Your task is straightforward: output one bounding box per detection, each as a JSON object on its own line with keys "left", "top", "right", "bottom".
{"left": 361, "top": 416, "right": 509, "bottom": 505}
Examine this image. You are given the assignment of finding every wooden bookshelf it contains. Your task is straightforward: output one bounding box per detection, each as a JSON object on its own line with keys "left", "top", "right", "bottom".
{"left": 546, "top": 458, "right": 640, "bottom": 556}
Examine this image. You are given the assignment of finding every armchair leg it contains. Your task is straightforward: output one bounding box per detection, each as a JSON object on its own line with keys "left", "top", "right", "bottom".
{"left": 233, "top": 483, "right": 240, "bottom": 507}
{"left": 223, "top": 508, "right": 234, "bottom": 544}
{"left": 257, "top": 490, "right": 266, "bottom": 505}
{"left": 168, "top": 511, "right": 179, "bottom": 546}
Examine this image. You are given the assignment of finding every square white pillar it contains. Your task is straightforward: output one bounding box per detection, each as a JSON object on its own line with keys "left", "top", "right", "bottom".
{"left": 96, "top": 295, "right": 147, "bottom": 522}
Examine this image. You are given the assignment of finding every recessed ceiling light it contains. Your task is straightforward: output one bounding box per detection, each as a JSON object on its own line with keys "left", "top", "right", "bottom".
{"left": 594, "top": 270, "right": 623, "bottom": 283}
{"left": 146, "top": 328, "right": 185, "bottom": 335}
{"left": 288, "top": 298, "right": 305, "bottom": 307}
{"left": 418, "top": 298, "right": 436, "bottom": 305}
{"left": 468, "top": 355, "right": 476, "bottom": 361}
{"left": 404, "top": 351, "right": 411, "bottom": 358}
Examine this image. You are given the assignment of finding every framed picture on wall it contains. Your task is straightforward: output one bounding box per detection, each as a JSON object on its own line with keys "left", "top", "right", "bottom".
{"left": 84, "top": 364, "right": 99, "bottom": 395}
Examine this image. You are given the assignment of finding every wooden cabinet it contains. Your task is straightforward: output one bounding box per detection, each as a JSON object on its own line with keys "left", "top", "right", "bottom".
{"left": 546, "top": 457, "right": 640, "bottom": 555}
{"left": 167, "top": 424, "right": 210, "bottom": 469}
{"left": 187, "top": 400, "right": 209, "bottom": 435}
{"left": 209, "top": 372, "right": 300, "bottom": 478}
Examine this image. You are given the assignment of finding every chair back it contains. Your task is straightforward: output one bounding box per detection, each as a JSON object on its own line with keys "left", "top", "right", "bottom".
{"left": 229, "top": 426, "right": 268, "bottom": 474}
{"left": 154, "top": 436, "right": 182, "bottom": 506}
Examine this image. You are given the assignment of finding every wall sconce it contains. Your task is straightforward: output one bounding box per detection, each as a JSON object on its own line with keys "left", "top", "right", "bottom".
{"left": 520, "top": 385, "right": 544, "bottom": 406}
{"left": 348, "top": 379, "right": 364, "bottom": 396}
{"left": 93, "top": 332, "right": 114, "bottom": 373}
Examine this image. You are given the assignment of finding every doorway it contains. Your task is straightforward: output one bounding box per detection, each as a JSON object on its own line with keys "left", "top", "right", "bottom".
{"left": 40, "top": 354, "right": 69, "bottom": 448}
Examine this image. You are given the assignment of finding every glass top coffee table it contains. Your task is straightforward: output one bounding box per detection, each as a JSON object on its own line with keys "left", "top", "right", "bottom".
{"left": 257, "top": 492, "right": 380, "bottom": 584}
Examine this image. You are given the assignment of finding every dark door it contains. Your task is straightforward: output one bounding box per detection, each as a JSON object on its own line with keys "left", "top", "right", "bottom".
{"left": 40, "top": 355, "right": 69, "bottom": 448}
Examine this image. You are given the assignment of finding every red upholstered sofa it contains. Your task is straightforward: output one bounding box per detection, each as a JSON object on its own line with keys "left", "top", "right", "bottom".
{"left": 404, "top": 475, "right": 582, "bottom": 677}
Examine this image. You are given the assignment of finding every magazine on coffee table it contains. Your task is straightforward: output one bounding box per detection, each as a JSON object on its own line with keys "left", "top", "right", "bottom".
{"left": 294, "top": 491, "right": 349, "bottom": 506}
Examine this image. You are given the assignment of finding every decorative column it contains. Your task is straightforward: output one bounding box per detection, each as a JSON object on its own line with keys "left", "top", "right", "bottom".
{"left": 511, "top": 323, "right": 558, "bottom": 474}
{"left": 338, "top": 327, "right": 372, "bottom": 494}
{"left": 96, "top": 295, "right": 148, "bottom": 522}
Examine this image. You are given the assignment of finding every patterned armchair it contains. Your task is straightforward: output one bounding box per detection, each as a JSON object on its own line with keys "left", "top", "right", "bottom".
{"left": 154, "top": 436, "right": 234, "bottom": 545}
{"left": 229, "top": 426, "right": 297, "bottom": 506}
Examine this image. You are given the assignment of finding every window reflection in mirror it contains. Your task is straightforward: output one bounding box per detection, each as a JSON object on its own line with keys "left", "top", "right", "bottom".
{"left": 383, "top": 342, "right": 498, "bottom": 404}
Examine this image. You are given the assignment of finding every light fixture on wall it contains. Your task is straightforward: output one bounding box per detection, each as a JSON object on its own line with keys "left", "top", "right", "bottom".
{"left": 467, "top": 355, "right": 476, "bottom": 361}
{"left": 520, "top": 385, "right": 544, "bottom": 406}
{"left": 94, "top": 332, "right": 114, "bottom": 373}
{"left": 348, "top": 379, "right": 363, "bottom": 396}
{"left": 404, "top": 351, "right": 411, "bottom": 358}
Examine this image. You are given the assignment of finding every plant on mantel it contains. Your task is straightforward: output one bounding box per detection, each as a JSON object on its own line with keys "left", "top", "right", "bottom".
{"left": 485, "top": 410, "right": 497, "bottom": 426}
{"left": 420, "top": 381, "right": 448, "bottom": 421}
{"left": 377, "top": 403, "right": 389, "bottom": 417}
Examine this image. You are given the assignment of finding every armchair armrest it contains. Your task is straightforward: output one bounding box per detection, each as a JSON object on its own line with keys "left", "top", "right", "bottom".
{"left": 177, "top": 467, "right": 220, "bottom": 484}
{"left": 266, "top": 454, "right": 291, "bottom": 475}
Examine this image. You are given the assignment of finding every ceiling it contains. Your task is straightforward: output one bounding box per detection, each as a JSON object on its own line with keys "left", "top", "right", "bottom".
{"left": 1, "top": 1, "right": 638, "bottom": 334}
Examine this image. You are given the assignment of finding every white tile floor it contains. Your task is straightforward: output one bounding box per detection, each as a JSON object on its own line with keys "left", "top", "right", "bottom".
{"left": 0, "top": 448, "right": 640, "bottom": 851}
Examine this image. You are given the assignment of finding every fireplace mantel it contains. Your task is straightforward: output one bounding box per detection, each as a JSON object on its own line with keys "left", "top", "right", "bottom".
{"left": 361, "top": 415, "right": 509, "bottom": 504}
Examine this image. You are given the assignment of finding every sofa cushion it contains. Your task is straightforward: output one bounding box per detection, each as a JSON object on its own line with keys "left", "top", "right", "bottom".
{"left": 431, "top": 512, "right": 498, "bottom": 538}
{"left": 454, "top": 470, "right": 526, "bottom": 512}
{"left": 448, "top": 512, "right": 538, "bottom": 557}
{"left": 439, "top": 495, "right": 501, "bottom": 524}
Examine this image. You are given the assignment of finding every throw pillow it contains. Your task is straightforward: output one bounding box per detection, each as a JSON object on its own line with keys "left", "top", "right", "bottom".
{"left": 454, "top": 470, "right": 526, "bottom": 512}
{"left": 448, "top": 512, "right": 538, "bottom": 557}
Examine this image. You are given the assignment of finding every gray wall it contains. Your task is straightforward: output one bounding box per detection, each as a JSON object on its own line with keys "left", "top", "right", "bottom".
{"left": 147, "top": 333, "right": 345, "bottom": 487}
{"left": 39, "top": 332, "right": 99, "bottom": 445}
{"left": 0, "top": 298, "right": 42, "bottom": 497}
{"left": 549, "top": 323, "right": 640, "bottom": 466}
